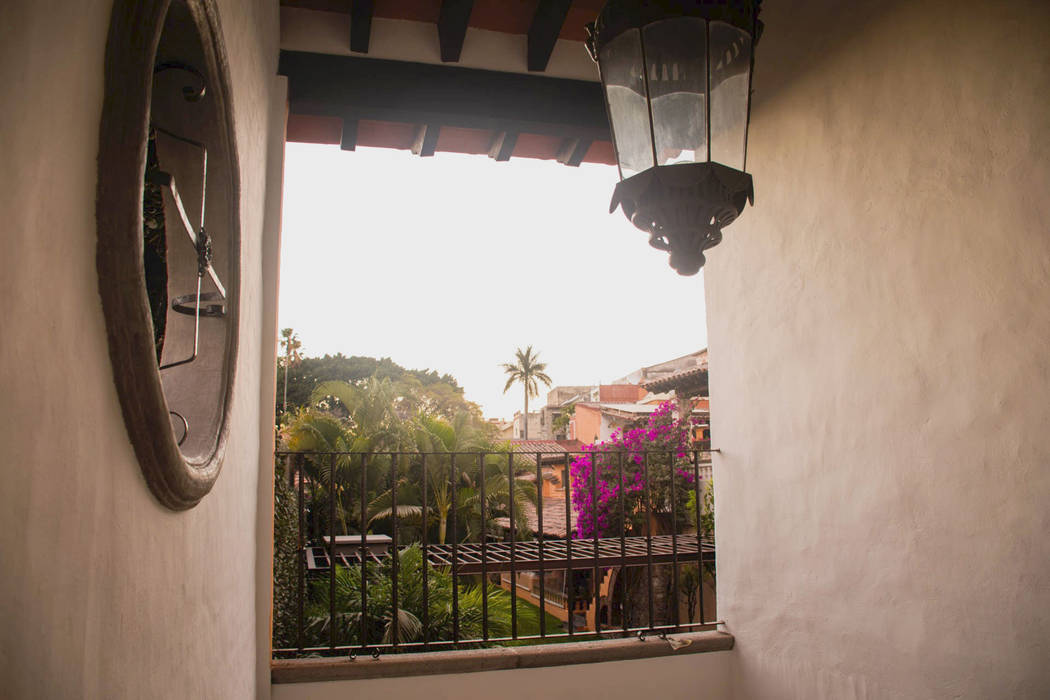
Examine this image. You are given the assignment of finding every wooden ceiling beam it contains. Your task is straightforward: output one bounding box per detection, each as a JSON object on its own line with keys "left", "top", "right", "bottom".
{"left": 339, "top": 117, "right": 358, "bottom": 151}
{"left": 438, "top": 0, "right": 475, "bottom": 63}
{"left": 556, "top": 136, "right": 592, "bottom": 167}
{"left": 488, "top": 131, "right": 518, "bottom": 162}
{"left": 412, "top": 123, "right": 440, "bottom": 157}
{"left": 349, "top": 0, "right": 374, "bottom": 54}
{"left": 528, "top": 0, "right": 573, "bottom": 72}
{"left": 279, "top": 51, "right": 610, "bottom": 139}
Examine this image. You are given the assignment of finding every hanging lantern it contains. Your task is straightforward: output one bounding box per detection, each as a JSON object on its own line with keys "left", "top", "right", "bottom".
{"left": 587, "top": 0, "right": 762, "bottom": 275}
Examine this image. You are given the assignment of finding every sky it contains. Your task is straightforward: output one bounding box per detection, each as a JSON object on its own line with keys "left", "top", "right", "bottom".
{"left": 278, "top": 142, "right": 707, "bottom": 420}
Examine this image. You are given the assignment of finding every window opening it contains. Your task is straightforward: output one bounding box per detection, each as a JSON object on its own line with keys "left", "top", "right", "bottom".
{"left": 271, "top": 146, "right": 716, "bottom": 660}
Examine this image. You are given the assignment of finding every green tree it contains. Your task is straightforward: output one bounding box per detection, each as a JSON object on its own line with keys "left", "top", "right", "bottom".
{"left": 551, "top": 401, "right": 575, "bottom": 439}
{"left": 282, "top": 378, "right": 414, "bottom": 537}
{"left": 411, "top": 412, "right": 533, "bottom": 544}
{"left": 310, "top": 377, "right": 412, "bottom": 452}
{"left": 272, "top": 457, "right": 299, "bottom": 649}
{"left": 279, "top": 328, "right": 303, "bottom": 416}
{"left": 500, "top": 346, "right": 552, "bottom": 440}
{"left": 278, "top": 354, "right": 466, "bottom": 416}
{"left": 413, "top": 413, "right": 484, "bottom": 544}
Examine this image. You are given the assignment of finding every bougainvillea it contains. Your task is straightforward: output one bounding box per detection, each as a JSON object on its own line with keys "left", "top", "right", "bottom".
{"left": 569, "top": 401, "right": 704, "bottom": 538}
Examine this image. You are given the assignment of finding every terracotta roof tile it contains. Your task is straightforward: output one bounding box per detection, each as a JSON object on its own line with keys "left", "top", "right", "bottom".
{"left": 495, "top": 496, "right": 578, "bottom": 539}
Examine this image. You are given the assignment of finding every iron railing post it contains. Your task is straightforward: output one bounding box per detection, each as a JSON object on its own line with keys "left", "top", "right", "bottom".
{"left": 509, "top": 452, "right": 517, "bottom": 639}
{"left": 359, "top": 453, "right": 368, "bottom": 651}
{"left": 535, "top": 452, "right": 546, "bottom": 638}
{"left": 564, "top": 454, "right": 574, "bottom": 636}
{"left": 391, "top": 452, "right": 400, "bottom": 649}
{"left": 693, "top": 449, "right": 705, "bottom": 624}
{"left": 670, "top": 449, "right": 680, "bottom": 630}
{"left": 295, "top": 453, "right": 305, "bottom": 653}
{"left": 590, "top": 449, "right": 600, "bottom": 635}
{"left": 328, "top": 453, "right": 337, "bottom": 651}
{"left": 618, "top": 450, "right": 628, "bottom": 635}
{"left": 643, "top": 451, "right": 655, "bottom": 631}
{"left": 421, "top": 453, "right": 430, "bottom": 649}
{"left": 479, "top": 452, "right": 488, "bottom": 641}
{"left": 450, "top": 453, "right": 460, "bottom": 645}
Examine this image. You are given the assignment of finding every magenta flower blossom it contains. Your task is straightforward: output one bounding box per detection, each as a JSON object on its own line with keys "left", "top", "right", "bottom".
{"left": 569, "top": 401, "right": 702, "bottom": 539}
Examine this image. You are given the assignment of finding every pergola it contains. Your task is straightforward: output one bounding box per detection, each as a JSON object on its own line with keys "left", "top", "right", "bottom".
{"left": 306, "top": 534, "right": 715, "bottom": 575}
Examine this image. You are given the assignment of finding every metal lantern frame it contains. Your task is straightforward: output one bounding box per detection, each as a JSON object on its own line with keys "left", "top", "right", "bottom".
{"left": 587, "top": 0, "right": 763, "bottom": 275}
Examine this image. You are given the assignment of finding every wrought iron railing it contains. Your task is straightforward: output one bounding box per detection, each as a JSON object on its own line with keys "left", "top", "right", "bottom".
{"left": 272, "top": 448, "right": 716, "bottom": 658}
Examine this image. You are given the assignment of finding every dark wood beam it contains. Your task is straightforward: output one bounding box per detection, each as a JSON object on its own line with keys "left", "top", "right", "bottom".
{"left": 556, "top": 136, "right": 592, "bottom": 167}
{"left": 339, "top": 117, "right": 358, "bottom": 151}
{"left": 528, "top": 0, "right": 572, "bottom": 72}
{"left": 412, "top": 124, "right": 440, "bottom": 157}
{"left": 488, "top": 131, "right": 518, "bottom": 162}
{"left": 349, "top": 0, "right": 374, "bottom": 54}
{"left": 279, "top": 51, "right": 610, "bottom": 141}
{"left": 438, "top": 0, "right": 474, "bottom": 63}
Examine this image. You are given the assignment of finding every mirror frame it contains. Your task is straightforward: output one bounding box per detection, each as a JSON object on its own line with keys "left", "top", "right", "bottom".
{"left": 96, "top": 0, "right": 240, "bottom": 510}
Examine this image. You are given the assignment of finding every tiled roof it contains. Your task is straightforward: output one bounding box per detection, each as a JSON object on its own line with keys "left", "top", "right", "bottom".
{"left": 494, "top": 496, "right": 578, "bottom": 539}
{"left": 506, "top": 440, "right": 584, "bottom": 465}
{"left": 641, "top": 365, "right": 710, "bottom": 395}
{"left": 508, "top": 440, "right": 574, "bottom": 454}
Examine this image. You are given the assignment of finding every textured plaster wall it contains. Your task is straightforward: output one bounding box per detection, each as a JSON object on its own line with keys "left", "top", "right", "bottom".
{"left": 0, "top": 1, "right": 280, "bottom": 698}
{"left": 706, "top": 0, "right": 1050, "bottom": 698}
{"left": 573, "top": 403, "right": 602, "bottom": 443}
{"left": 273, "top": 652, "right": 731, "bottom": 700}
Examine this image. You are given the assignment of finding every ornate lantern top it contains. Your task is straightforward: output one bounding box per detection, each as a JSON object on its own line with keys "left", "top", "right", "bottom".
{"left": 586, "top": 0, "right": 763, "bottom": 275}
{"left": 586, "top": 0, "right": 763, "bottom": 61}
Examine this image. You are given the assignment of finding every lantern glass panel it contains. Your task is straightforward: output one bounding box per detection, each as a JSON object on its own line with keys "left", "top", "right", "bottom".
{"left": 708, "top": 21, "right": 752, "bottom": 170}
{"left": 643, "top": 17, "right": 708, "bottom": 167}
{"left": 600, "top": 28, "right": 654, "bottom": 178}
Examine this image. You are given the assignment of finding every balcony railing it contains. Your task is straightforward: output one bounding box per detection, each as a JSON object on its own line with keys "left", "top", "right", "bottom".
{"left": 272, "top": 448, "right": 715, "bottom": 659}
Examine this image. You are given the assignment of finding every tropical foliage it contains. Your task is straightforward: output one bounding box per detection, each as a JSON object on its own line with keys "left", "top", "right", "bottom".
{"left": 273, "top": 456, "right": 299, "bottom": 649}
{"left": 500, "top": 346, "right": 552, "bottom": 440}
{"left": 277, "top": 353, "right": 474, "bottom": 421}
{"left": 306, "top": 545, "right": 539, "bottom": 647}
{"left": 280, "top": 366, "right": 541, "bottom": 542}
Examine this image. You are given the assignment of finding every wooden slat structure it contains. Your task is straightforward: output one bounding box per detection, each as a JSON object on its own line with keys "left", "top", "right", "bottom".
{"left": 306, "top": 534, "right": 715, "bottom": 575}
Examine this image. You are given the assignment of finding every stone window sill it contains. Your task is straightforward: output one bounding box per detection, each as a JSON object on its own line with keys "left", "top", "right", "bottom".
{"left": 271, "top": 630, "right": 734, "bottom": 684}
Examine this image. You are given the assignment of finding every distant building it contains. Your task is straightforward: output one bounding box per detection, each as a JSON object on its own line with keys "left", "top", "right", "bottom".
{"left": 540, "top": 385, "right": 596, "bottom": 440}
{"left": 511, "top": 410, "right": 543, "bottom": 440}
{"left": 496, "top": 350, "right": 711, "bottom": 444}
{"left": 571, "top": 399, "right": 709, "bottom": 444}
{"left": 487, "top": 417, "right": 514, "bottom": 441}
{"left": 612, "top": 349, "right": 708, "bottom": 388}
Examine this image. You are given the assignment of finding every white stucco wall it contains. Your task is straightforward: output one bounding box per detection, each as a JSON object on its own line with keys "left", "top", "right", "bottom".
{"left": 0, "top": 1, "right": 281, "bottom": 698}
{"left": 272, "top": 652, "right": 731, "bottom": 700}
{"left": 707, "top": 0, "right": 1050, "bottom": 697}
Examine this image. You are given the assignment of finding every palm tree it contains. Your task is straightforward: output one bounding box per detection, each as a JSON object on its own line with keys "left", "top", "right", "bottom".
{"left": 284, "top": 377, "right": 416, "bottom": 537}
{"left": 311, "top": 376, "right": 412, "bottom": 452}
{"left": 279, "top": 328, "right": 303, "bottom": 415}
{"left": 413, "top": 413, "right": 478, "bottom": 544}
{"left": 500, "top": 346, "right": 552, "bottom": 440}
{"left": 412, "top": 412, "right": 534, "bottom": 544}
